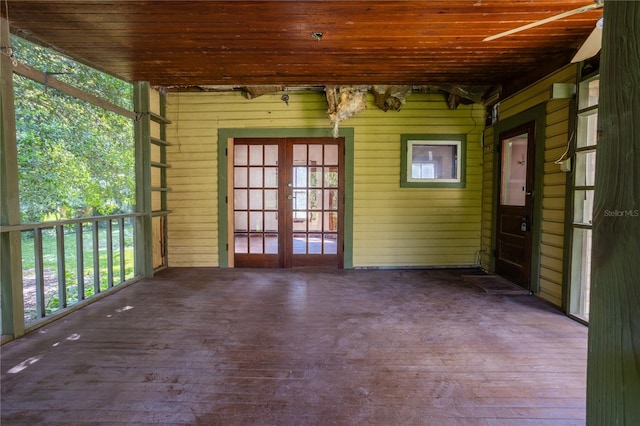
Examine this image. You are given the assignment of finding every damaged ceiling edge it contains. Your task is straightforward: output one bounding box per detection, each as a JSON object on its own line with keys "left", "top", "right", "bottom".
{"left": 158, "top": 84, "right": 501, "bottom": 138}
{"left": 325, "top": 85, "right": 369, "bottom": 138}
{"left": 159, "top": 84, "right": 501, "bottom": 107}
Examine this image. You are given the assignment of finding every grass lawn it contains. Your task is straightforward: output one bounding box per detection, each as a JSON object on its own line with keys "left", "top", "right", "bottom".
{"left": 21, "top": 219, "right": 136, "bottom": 322}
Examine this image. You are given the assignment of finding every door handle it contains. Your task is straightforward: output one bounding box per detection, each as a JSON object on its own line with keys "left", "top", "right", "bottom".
{"left": 525, "top": 191, "right": 533, "bottom": 196}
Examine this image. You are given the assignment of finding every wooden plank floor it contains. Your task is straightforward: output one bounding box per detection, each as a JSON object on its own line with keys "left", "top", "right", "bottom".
{"left": 1, "top": 268, "right": 588, "bottom": 425}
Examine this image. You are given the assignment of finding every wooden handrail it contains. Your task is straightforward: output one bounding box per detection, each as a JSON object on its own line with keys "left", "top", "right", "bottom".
{"left": 0, "top": 212, "right": 145, "bottom": 233}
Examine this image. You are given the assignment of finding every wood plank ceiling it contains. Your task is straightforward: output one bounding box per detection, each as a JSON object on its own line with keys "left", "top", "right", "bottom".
{"left": 3, "top": 1, "right": 602, "bottom": 96}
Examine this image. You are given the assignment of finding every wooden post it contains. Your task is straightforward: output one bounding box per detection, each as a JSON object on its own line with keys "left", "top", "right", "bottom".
{"left": 0, "top": 17, "right": 25, "bottom": 338}
{"left": 587, "top": 1, "right": 640, "bottom": 423}
{"left": 133, "top": 82, "right": 153, "bottom": 277}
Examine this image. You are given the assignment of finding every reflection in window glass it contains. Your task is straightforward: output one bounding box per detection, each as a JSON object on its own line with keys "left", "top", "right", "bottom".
{"left": 577, "top": 112, "right": 598, "bottom": 148}
{"left": 309, "top": 145, "right": 323, "bottom": 165}
{"left": 411, "top": 144, "right": 457, "bottom": 180}
{"left": 324, "top": 168, "right": 338, "bottom": 188}
{"left": 324, "top": 234, "right": 338, "bottom": 254}
{"left": 293, "top": 234, "right": 307, "bottom": 254}
{"left": 264, "top": 190, "right": 278, "bottom": 210}
{"left": 264, "top": 145, "right": 278, "bottom": 165}
{"left": 264, "top": 212, "right": 278, "bottom": 232}
{"left": 324, "top": 145, "right": 338, "bottom": 165}
{"left": 249, "top": 145, "right": 263, "bottom": 165}
{"left": 293, "top": 167, "right": 307, "bottom": 188}
{"left": 249, "top": 233, "right": 263, "bottom": 254}
{"left": 309, "top": 169, "right": 322, "bottom": 188}
{"left": 250, "top": 212, "right": 262, "bottom": 232}
{"left": 401, "top": 135, "right": 465, "bottom": 187}
{"left": 265, "top": 234, "right": 278, "bottom": 254}
{"left": 412, "top": 162, "right": 435, "bottom": 179}
{"left": 249, "top": 167, "right": 263, "bottom": 188}
{"left": 234, "top": 167, "right": 248, "bottom": 188}
{"left": 574, "top": 190, "right": 594, "bottom": 225}
{"left": 234, "top": 189, "right": 248, "bottom": 210}
{"left": 500, "top": 134, "right": 528, "bottom": 207}
{"left": 308, "top": 234, "right": 322, "bottom": 254}
{"left": 234, "top": 212, "right": 248, "bottom": 232}
{"left": 578, "top": 77, "right": 599, "bottom": 110}
{"left": 235, "top": 145, "right": 248, "bottom": 165}
{"left": 264, "top": 168, "right": 278, "bottom": 187}
{"left": 570, "top": 75, "right": 599, "bottom": 323}
{"left": 249, "top": 189, "right": 263, "bottom": 210}
{"left": 293, "top": 145, "right": 307, "bottom": 165}
{"left": 575, "top": 151, "right": 597, "bottom": 187}
{"left": 570, "top": 228, "right": 592, "bottom": 321}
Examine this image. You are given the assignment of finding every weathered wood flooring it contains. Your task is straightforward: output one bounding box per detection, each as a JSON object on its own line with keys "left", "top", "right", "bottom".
{"left": 1, "top": 268, "right": 588, "bottom": 425}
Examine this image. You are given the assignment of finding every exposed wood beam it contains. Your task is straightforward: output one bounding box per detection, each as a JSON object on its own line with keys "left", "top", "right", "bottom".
{"left": 12, "top": 61, "right": 136, "bottom": 119}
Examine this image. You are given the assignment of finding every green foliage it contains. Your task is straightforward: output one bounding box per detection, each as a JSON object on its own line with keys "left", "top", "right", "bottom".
{"left": 11, "top": 37, "right": 133, "bottom": 110}
{"left": 12, "top": 36, "right": 135, "bottom": 222}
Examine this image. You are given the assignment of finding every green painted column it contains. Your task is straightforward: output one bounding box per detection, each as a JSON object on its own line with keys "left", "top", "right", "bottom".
{"left": 0, "top": 18, "right": 25, "bottom": 337}
{"left": 133, "top": 82, "right": 153, "bottom": 277}
{"left": 587, "top": 1, "right": 640, "bottom": 423}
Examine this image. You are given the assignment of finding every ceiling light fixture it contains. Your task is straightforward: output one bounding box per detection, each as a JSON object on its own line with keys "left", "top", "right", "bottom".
{"left": 310, "top": 32, "right": 323, "bottom": 41}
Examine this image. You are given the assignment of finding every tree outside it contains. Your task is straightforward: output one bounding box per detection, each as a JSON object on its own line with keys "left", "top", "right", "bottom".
{"left": 12, "top": 36, "right": 135, "bottom": 223}
{"left": 10, "top": 36, "right": 137, "bottom": 323}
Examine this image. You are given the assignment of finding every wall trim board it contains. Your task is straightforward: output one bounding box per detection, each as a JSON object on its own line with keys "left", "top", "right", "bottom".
{"left": 217, "top": 127, "right": 355, "bottom": 268}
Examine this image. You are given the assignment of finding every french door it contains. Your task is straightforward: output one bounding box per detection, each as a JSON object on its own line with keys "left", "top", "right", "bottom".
{"left": 232, "top": 138, "right": 344, "bottom": 268}
{"left": 495, "top": 122, "right": 536, "bottom": 289}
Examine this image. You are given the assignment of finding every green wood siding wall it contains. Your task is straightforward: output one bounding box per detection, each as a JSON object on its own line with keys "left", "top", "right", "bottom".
{"left": 480, "top": 126, "right": 494, "bottom": 271}
{"left": 165, "top": 91, "right": 484, "bottom": 268}
{"left": 481, "top": 65, "right": 577, "bottom": 306}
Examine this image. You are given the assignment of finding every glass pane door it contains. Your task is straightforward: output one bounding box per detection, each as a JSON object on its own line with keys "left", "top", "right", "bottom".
{"left": 232, "top": 138, "right": 343, "bottom": 269}
{"left": 495, "top": 122, "right": 535, "bottom": 289}
{"left": 290, "top": 142, "right": 342, "bottom": 267}
{"left": 233, "top": 142, "right": 281, "bottom": 268}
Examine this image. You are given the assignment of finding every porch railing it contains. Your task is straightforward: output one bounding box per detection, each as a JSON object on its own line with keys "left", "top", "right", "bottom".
{"left": 1, "top": 212, "right": 144, "bottom": 326}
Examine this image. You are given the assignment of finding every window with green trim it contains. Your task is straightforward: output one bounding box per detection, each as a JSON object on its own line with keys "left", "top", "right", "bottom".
{"left": 400, "top": 134, "right": 466, "bottom": 188}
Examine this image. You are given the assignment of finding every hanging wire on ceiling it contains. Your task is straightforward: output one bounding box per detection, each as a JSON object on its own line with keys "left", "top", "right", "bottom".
{"left": 466, "top": 103, "right": 479, "bottom": 136}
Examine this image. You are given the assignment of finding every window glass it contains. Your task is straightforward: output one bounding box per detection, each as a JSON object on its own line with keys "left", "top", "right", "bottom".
{"left": 500, "top": 133, "right": 528, "bottom": 206}
{"left": 577, "top": 111, "right": 598, "bottom": 148}
{"left": 575, "top": 150, "right": 597, "bottom": 187}
{"left": 578, "top": 77, "right": 599, "bottom": 110}
{"left": 569, "top": 75, "right": 599, "bottom": 323}
{"left": 401, "top": 135, "right": 466, "bottom": 187}
{"left": 574, "top": 190, "right": 595, "bottom": 225}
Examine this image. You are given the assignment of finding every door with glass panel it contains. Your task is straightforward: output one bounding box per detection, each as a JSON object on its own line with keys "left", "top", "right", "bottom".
{"left": 495, "top": 122, "right": 536, "bottom": 289}
{"left": 232, "top": 138, "right": 344, "bottom": 268}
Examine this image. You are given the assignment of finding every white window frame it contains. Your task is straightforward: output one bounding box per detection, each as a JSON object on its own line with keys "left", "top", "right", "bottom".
{"left": 401, "top": 135, "right": 465, "bottom": 188}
